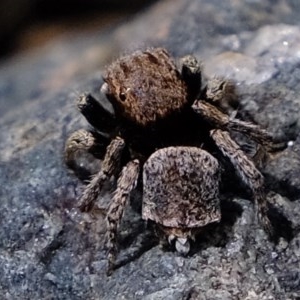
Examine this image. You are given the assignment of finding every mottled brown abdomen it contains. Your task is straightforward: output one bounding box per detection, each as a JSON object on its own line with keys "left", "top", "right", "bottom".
{"left": 142, "top": 146, "right": 221, "bottom": 228}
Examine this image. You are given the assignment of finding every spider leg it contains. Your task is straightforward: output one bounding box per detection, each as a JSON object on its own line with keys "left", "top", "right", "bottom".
{"left": 106, "top": 160, "right": 140, "bottom": 275}
{"left": 78, "top": 137, "right": 125, "bottom": 212}
{"left": 64, "top": 129, "right": 109, "bottom": 180}
{"left": 205, "top": 76, "right": 238, "bottom": 114}
{"left": 192, "top": 100, "right": 281, "bottom": 150}
{"left": 210, "top": 129, "right": 274, "bottom": 237}
{"left": 77, "top": 93, "right": 116, "bottom": 132}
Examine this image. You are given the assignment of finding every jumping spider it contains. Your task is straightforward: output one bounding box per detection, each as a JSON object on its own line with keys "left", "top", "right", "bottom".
{"left": 65, "top": 48, "right": 276, "bottom": 275}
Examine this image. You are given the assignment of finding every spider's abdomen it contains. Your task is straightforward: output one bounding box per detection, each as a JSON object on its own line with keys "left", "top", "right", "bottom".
{"left": 103, "top": 48, "right": 189, "bottom": 126}
{"left": 142, "top": 146, "right": 221, "bottom": 228}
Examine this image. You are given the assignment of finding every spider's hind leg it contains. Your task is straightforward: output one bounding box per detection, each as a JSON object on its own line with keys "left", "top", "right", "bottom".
{"left": 106, "top": 160, "right": 140, "bottom": 275}
{"left": 210, "top": 129, "right": 274, "bottom": 238}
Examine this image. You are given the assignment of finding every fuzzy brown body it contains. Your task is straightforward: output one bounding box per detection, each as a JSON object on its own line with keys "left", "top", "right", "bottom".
{"left": 65, "top": 47, "right": 277, "bottom": 274}
{"left": 103, "top": 48, "right": 208, "bottom": 158}
{"left": 104, "top": 48, "right": 191, "bottom": 126}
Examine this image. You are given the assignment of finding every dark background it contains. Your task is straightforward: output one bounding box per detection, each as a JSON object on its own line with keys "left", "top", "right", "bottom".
{"left": 0, "top": 0, "right": 156, "bottom": 57}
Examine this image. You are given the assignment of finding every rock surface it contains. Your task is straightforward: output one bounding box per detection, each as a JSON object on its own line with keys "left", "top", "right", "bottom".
{"left": 1, "top": 0, "right": 300, "bottom": 299}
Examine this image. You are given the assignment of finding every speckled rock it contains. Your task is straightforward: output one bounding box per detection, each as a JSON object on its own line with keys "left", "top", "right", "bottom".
{"left": 1, "top": 0, "right": 300, "bottom": 299}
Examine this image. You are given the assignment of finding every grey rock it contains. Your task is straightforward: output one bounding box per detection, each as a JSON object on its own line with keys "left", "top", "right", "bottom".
{"left": 1, "top": 0, "right": 300, "bottom": 299}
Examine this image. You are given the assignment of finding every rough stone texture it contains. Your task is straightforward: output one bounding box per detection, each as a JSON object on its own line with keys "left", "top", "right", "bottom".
{"left": 1, "top": 0, "right": 300, "bottom": 299}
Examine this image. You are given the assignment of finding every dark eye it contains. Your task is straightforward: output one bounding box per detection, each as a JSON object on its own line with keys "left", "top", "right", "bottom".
{"left": 119, "top": 92, "right": 126, "bottom": 101}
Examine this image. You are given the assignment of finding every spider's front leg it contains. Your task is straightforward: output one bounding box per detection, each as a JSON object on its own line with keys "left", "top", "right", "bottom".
{"left": 65, "top": 91, "right": 118, "bottom": 179}
{"left": 106, "top": 160, "right": 140, "bottom": 275}
{"left": 210, "top": 129, "right": 274, "bottom": 238}
{"left": 77, "top": 92, "right": 116, "bottom": 133}
{"left": 78, "top": 137, "right": 125, "bottom": 212}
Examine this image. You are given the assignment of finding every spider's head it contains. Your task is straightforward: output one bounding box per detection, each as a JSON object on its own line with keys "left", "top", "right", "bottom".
{"left": 101, "top": 48, "right": 189, "bottom": 127}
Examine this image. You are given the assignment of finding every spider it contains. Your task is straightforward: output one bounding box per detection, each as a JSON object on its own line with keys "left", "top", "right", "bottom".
{"left": 65, "top": 47, "right": 276, "bottom": 275}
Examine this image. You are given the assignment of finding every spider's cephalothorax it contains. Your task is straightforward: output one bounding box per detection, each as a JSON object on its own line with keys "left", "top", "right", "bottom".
{"left": 103, "top": 48, "right": 190, "bottom": 126}
{"left": 101, "top": 48, "right": 205, "bottom": 157}
{"left": 65, "top": 48, "right": 276, "bottom": 275}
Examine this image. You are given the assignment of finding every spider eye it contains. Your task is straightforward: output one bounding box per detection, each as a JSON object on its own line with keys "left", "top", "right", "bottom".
{"left": 119, "top": 92, "right": 126, "bottom": 101}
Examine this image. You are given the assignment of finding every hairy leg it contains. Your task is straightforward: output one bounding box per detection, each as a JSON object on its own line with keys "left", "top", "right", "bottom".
{"left": 192, "top": 100, "right": 282, "bottom": 150}
{"left": 64, "top": 129, "right": 109, "bottom": 179}
{"left": 205, "top": 76, "right": 238, "bottom": 114}
{"left": 65, "top": 129, "right": 97, "bottom": 166}
{"left": 78, "top": 137, "right": 125, "bottom": 212}
{"left": 106, "top": 160, "right": 140, "bottom": 275}
{"left": 210, "top": 129, "right": 274, "bottom": 237}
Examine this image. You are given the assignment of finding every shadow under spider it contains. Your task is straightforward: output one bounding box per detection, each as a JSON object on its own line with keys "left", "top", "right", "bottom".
{"left": 220, "top": 167, "right": 295, "bottom": 243}
{"left": 267, "top": 202, "right": 294, "bottom": 243}
{"left": 105, "top": 194, "right": 293, "bottom": 273}
{"left": 188, "top": 198, "right": 243, "bottom": 256}
{"left": 112, "top": 222, "right": 159, "bottom": 272}
{"left": 112, "top": 197, "right": 243, "bottom": 270}
{"left": 189, "top": 197, "right": 294, "bottom": 255}
{"left": 265, "top": 173, "right": 300, "bottom": 202}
